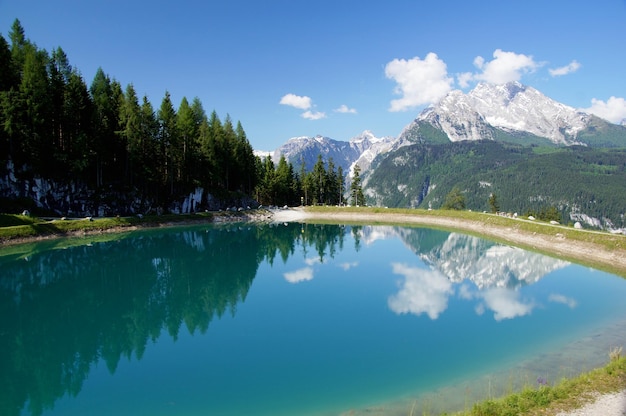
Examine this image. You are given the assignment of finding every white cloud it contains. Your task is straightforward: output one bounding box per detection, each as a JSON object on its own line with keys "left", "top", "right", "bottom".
{"left": 301, "top": 110, "right": 326, "bottom": 120}
{"left": 581, "top": 96, "right": 626, "bottom": 123}
{"left": 481, "top": 287, "right": 534, "bottom": 321}
{"left": 548, "top": 293, "right": 577, "bottom": 308}
{"left": 334, "top": 104, "right": 357, "bottom": 114}
{"left": 473, "top": 49, "right": 540, "bottom": 85}
{"left": 457, "top": 71, "right": 474, "bottom": 89}
{"left": 338, "top": 261, "right": 358, "bottom": 271}
{"left": 475, "top": 303, "right": 485, "bottom": 316}
{"left": 284, "top": 267, "right": 314, "bottom": 283}
{"left": 458, "top": 284, "right": 474, "bottom": 300}
{"left": 304, "top": 257, "right": 321, "bottom": 266}
{"left": 549, "top": 60, "right": 581, "bottom": 77}
{"left": 387, "top": 263, "right": 453, "bottom": 320}
{"left": 279, "top": 93, "right": 312, "bottom": 110}
{"left": 385, "top": 52, "right": 453, "bottom": 112}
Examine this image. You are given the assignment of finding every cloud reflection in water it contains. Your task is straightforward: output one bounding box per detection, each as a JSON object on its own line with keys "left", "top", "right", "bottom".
{"left": 387, "top": 263, "right": 453, "bottom": 320}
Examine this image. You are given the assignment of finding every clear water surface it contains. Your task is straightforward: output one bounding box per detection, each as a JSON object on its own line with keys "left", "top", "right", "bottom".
{"left": 2, "top": 222, "right": 625, "bottom": 416}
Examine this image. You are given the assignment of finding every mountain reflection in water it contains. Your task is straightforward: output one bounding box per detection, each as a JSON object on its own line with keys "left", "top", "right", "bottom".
{"left": 376, "top": 227, "right": 569, "bottom": 321}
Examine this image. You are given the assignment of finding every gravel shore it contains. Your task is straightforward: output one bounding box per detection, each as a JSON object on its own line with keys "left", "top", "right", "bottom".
{"left": 556, "top": 390, "right": 626, "bottom": 416}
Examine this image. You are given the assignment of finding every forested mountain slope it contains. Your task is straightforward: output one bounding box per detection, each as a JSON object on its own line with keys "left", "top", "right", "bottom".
{"left": 364, "top": 141, "right": 626, "bottom": 230}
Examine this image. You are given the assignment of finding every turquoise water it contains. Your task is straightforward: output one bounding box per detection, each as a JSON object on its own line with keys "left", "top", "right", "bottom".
{"left": 2, "top": 223, "right": 626, "bottom": 416}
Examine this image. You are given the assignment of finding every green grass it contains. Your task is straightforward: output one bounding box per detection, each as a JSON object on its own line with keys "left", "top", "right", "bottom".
{"left": 0, "top": 212, "right": 216, "bottom": 242}
{"left": 447, "top": 355, "right": 626, "bottom": 416}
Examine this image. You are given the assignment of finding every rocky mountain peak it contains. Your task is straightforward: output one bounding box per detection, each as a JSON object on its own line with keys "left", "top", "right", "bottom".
{"left": 411, "top": 82, "right": 590, "bottom": 145}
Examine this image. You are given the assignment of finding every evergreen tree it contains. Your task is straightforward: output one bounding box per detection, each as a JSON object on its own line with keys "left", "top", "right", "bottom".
{"left": 157, "top": 91, "right": 178, "bottom": 195}
{"left": 188, "top": 97, "right": 207, "bottom": 183}
{"left": 299, "top": 158, "right": 309, "bottom": 205}
{"left": 0, "top": 34, "right": 18, "bottom": 91}
{"left": 8, "top": 19, "right": 27, "bottom": 76}
{"left": 337, "top": 166, "right": 344, "bottom": 206}
{"left": 119, "top": 84, "right": 142, "bottom": 185}
{"left": 488, "top": 192, "right": 499, "bottom": 213}
{"left": 442, "top": 186, "right": 466, "bottom": 210}
{"left": 350, "top": 164, "right": 365, "bottom": 206}
{"left": 138, "top": 96, "right": 160, "bottom": 195}
{"left": 234, "top": 120, "right": 256, "bottom": 193}
{"left": 257, "top": 155, "right": 275, "bottom": 205}
{"left": 274, "top": 154, "right": 293, "bottom": 206}
{"left": 325, "top": 157, "right": 338, "bottom": 205}
{"left": 0, "top": 34, "right": 19, "bottom": 165}
{"left": 19, "top": 44, "right": 52, "bottom": 175}
{"left": 49, "top": 47, "right": 72, "bottom": 156}
{"left": 90, "top": 68, "right": 121, "bottom": 186}
{"left": 221, "top": 114, "right": 237, "bottom": 191}
{"left": 176, "top": 96, "right": 198, "bottom": 187}
{"left": 206, "top": 110, "right": 224, "bottom": 189}
{"left": 63, "top": 70, "right": 93, "bottom": 176}
{"left": 311, "top": 154, "right": 326, "bottom": 204}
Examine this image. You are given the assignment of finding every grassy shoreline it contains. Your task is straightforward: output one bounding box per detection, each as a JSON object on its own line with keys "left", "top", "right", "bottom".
{"left": 448, "top": 354, "right": 625, "bottom": 416}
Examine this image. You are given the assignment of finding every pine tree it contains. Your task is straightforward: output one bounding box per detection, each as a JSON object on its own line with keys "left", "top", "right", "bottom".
{"left": 488, "top": 192, "right": 499, "bottom": 213}
{"left": 350, "top": 164, "right": 365, "bottom": 206}
{"left": 275, "top": 154, "right": 293, "bottom": 206}
{"left": 90, "top": 68, "right": 121, "bottom": 186}
{"left": 157, "top": 91, "right": 178, "bottom": 195}
{"left": 221, "top": 114, "right": 237, "bottom": 191}
{"left": 311, "top": 154, "right": 326, "bottom": 204}
{"left": 63, "top": 70, "right": 93, "bottom": 176}
{"left": 176, "top": 96, "right": 198, "bottom": 187}
{"left": 0, "top": 34, "right": 18, "bottom": 91}
{"left": 443, "top": 187, "right": 466, "bottom": 210}
{"left": 234, "top": 120, "right": 256, "bottom": 193}
{"left": 19, "top": 45, "right": 52, "bottom": 175}
{"left": 119, "top": 84, "right": 142, "bottom": 185}
{"left": 8, "top": 19, "right": 27, "bottom": 76}
{"left": 325, "top": 157, "right": 338, "bottom": 205}
{"left": 139, "top": 96, "right": 160, "bottom": 195}
{"left": 337, "top": 166, "right": 344, "bottom": 206}
{"left": 206, "top": 110, "right": 224, "bottom": 189}
{"left": 49, "top": 47, "right": 72, "bottom": 156}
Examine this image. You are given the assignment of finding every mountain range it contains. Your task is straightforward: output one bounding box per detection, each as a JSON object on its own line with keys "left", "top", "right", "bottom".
{"left": 267, "top": 82, "right": 626, "bottom": 231}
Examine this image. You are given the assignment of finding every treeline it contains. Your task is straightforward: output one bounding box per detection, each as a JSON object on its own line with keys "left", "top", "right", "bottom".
{"left": 0, "top": 19, "right": 258, "bottom": 206}
{"left": 2, "top": 19, "right": 348, "bottom": 212}
{"left": 256, "top": 154, "right": 348, "bottom": 207}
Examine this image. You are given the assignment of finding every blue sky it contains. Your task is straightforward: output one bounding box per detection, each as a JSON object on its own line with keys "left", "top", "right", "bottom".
{"left": 1, "top": 0, "right": 625, "bottom": 151}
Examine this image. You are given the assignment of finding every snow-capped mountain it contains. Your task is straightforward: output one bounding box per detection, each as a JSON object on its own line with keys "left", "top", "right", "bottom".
{"left": 399, "top": 81, "right": 609, "bottom": 146}
{"left": 272, "top": 131, "right": 394, "bottom": 175}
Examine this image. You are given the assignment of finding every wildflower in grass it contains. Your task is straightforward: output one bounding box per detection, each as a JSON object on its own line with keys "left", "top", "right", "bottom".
{"left": 537, "top": 376, "right": 548, "bottom": 386}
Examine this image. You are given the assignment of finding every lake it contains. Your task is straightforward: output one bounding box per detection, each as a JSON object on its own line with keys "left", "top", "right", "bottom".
{"left": 2, "top": 222, "right": 626, "bottom": 416}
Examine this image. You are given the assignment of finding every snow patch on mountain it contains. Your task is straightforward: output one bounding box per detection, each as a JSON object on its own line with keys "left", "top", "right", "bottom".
{"left": 271, "top": 131, "right": 395, "bottom": 180}
{"left": 414, "top": 82, "right": 590, "bottom": 145}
